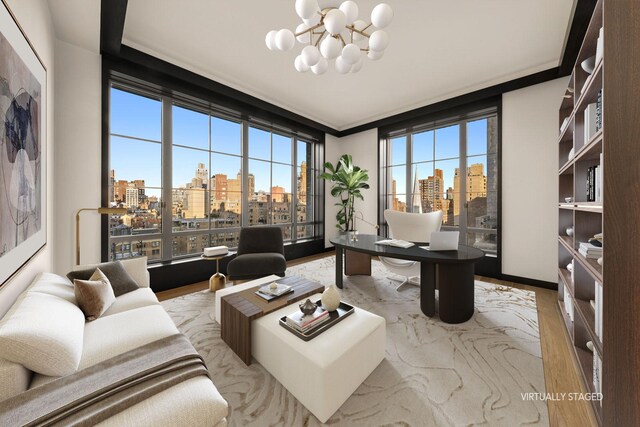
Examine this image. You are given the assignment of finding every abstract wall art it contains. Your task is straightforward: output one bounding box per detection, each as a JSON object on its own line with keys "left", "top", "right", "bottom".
{"left": 0, "top": 0, "right": 46, "bottom": 286}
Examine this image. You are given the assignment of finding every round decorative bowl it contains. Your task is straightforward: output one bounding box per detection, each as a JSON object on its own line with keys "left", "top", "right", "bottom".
{"left": 581, "top": 55, "right": 596, "bottom": 74}
{"left": 566, "top": 227, "right": 574, "bottom": 237}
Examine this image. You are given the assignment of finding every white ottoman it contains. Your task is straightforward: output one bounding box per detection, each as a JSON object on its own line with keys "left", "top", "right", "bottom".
{"left": 252, "top": 294, "right": 386, "bottom": 423}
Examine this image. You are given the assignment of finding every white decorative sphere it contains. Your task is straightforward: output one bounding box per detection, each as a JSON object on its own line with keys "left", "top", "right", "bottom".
{"left": 367, "top": 49, "right": 384, "bottom": 60}
{"left": 265, "top": 30, "right": 278, "bottom": 50}
{"left": 301, "top": 45, "right": 321, "bottom": 67}
{"left": 339, "top": 1, "right": 359, "bottom": 25}
{"left": 371, "top": 3, "right": 393, "bottom": 29}
{"left": 311, "top": 57, "right": 328, "bottom": 75}
{"left": 320, "top": 36, "right": 342, "bottom": 60}
{"left": 295, "top": 55, "right": 310, "bottom": 72}
{"left": 341, "top": 43, "right": 361, "bottom": 65}
{"left": 351, "top": 56, "right": 364, "bottom": 72}
{"left": 295, "top": 23, "right": 310, "bottom": 44}
{"left": 303, "top": 13, "right": 321, "bottom": 26}
{"left": 324, "top": 9, "right": 346, "bottom": 35}
{"left": 369, "top": 30, "right": 389, "bottom": 52}
{"left": 335, "top": 56, "right": 351, "bottom": 74}
{"left": 295, "top": 0, "right": 319, "bottom": 20}
{"left": 351, "top": 19, "right": 367, "bottom": 41}
{"left": 275, "top": 29, "right": 295, "bottom": 51}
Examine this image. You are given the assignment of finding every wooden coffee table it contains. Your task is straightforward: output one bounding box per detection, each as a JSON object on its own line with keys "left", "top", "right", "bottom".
{"left": 220, "top": 275, "right": 324, "bottom": 365}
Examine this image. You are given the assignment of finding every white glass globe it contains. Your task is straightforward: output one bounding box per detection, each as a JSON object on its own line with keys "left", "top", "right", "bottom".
{"left": 303, "top": 13, "right": 321, "bottom": 26}
{"left": 339, "top": 1, "right": 359, "bottom": 25}
{"left": 371, "top": 3, "right": 393, "bottom": 29}
{"left": 324, "top": 9, "right": 346, "bottom": 35}
{"left": 311, "top": 57, "right": 328, "bottom": 75}
{"left": 275, "top": 29, "right": 295, "bottom": 51}
{"left": 265, "top": 30, "right": 278, "bottom": 51}
{"left": 320, "top": 36, "right": 342, "bottom": 60}
{"left": 351, "top": 56, "right": 364, "bottom": 72}
{"left": 335, "top": 56, "right": 351, "bottom": 74}
{"left": 351, "top": 19, "right": 367, "bottom": 41}
{"left": 301, "top": 45, "right": 321, "bottom": 67}
{"left": 341, "top": 43, "right": 361, "bottom": 65}
{"left": 296, "top": 23, "right": 310, "bottom": 44}
{"left": 369, "top": 30, "right": 389, "bottom": 52}
{"left": 295, "top": 0, "right": 319, "bottom": 20}
{"left": 367, "top": 49, "right": 384, "bottom": 60}
{"left": 295, "top": 55, "right": 310, "bottom": 72}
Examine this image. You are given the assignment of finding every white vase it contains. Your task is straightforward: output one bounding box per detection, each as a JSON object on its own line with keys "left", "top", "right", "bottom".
{"left": 321, "top": 284, "right": 341, "bottom": 312}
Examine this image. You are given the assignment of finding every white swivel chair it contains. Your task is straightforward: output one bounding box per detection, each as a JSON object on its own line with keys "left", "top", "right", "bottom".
{"left": 379, "top": 209, "right": 443, "bottom": 290}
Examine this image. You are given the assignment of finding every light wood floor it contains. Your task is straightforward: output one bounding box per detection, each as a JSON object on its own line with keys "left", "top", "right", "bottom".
{"left": 157, "top": 252, "right": 597, "bottom": 427}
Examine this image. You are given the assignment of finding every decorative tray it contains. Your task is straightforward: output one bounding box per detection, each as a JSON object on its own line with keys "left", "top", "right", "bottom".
{"left": 279, "top": 300, "right": 354, "bottom": 341}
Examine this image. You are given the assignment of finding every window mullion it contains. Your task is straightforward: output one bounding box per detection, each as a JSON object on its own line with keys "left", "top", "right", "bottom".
{"left": 161, "top": 97, "right": 173, "bottom": 262}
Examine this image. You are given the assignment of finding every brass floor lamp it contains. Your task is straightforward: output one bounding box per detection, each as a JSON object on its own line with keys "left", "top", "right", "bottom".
{"left": 75, "top": 207, "right": 127, "bottom": 265}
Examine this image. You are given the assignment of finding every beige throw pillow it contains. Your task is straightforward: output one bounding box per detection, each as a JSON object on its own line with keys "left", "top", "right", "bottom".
{"left": 74, "top": 269, "right": 116, "bottom": 321}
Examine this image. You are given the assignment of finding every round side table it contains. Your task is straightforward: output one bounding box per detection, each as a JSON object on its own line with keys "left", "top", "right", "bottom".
{"left": 201, "top": 252, "right": 235, "bottom": 292}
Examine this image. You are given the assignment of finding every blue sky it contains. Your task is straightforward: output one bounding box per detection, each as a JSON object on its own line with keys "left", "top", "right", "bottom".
{"left": 109, "top": 87, "right": 490, "bottom": 200}
{"left": 110, "top": 88, "right": 302, "bottom": 196}
{"left": 388, "top": 119, "right": 491, "bottom": 198}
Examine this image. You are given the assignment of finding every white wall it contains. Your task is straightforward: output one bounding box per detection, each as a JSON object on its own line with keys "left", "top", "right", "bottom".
{"left": 0, "top": 0, "right": 56, "bottom": 316}
{"left": 53, "top": 39, "right": 102, "bottom": 273}
{"left": 502, "top": 77, "right": 567, "bottom": 282}
{"left": 324, "top": 129, "right": 379, "bottom": 248}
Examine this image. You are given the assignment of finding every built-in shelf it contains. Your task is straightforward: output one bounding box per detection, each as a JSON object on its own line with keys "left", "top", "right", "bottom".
{"left": 557, "top": 1, "right": 604, "bottom": 423}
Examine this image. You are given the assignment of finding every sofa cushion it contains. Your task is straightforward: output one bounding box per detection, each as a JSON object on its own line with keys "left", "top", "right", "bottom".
{"left": 79, "top": 305, "right": 179, "bottom": 370}
{"left": 0, "top": 292, "right": 85, "bottom": 376}
{"left": 68, "top": 261, "right": 138, "bottom": 297}
{"left": 102, "top": 288, "right": 159, "bottom": 317}
{"left": 73, "top": 257, "right": 150, "bottom": 288}
{"left": 227, "top": 252, "right": 286, "bottom": 279}
{"left": 0, "top": 358, "right": 32, "bottom": 402}
{"left": 27, "top": 272, "right": 76, "bottom": 304}
{"left": 74, "top": 269, "right": 116, "bottom": 321}
{"left": 94, "top": 377, "right": 229, "bottom": 427}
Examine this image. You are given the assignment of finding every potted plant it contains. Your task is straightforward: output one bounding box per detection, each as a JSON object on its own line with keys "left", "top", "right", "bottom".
{"left": 320, "top": 154, "right": 370, "bottom": 235}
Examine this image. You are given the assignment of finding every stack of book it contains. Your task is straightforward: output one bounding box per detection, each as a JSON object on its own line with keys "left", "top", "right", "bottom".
{"left": 585, "top": 160, "right": 603, "bottom": 202}
{"left": 286, "top": 306, "right": 329, "bottom": 333}
{"left": 579, "top": 242, "right": 603, "bottom": 259}
{"left": 256, "top": 282, "right": 292, "bottom": 301}
{"left": 596, "top": 89, "right": 603, "bottom": 132}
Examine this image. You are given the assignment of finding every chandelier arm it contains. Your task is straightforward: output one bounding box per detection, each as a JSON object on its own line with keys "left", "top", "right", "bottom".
{"left": 346, "top": 25, "right": 371, "bottom": 39}
{"left": 337, "top": 34, "right": 347, "bottom": 47}
{"left": 362, "top": 23, "right": 373, "bottom": 31}
{"left": 314, "top": 30, "right": 327, "bottom": 47}
{"left": 294, "top": 22, "right": 324, "bottom": 38}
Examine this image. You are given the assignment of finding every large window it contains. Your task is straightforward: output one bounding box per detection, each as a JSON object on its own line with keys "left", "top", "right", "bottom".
{"left": 107, "top": 84, "right": 321, "bottom": 262}
{"left": 380, "top": 108, "right": 498, "bottom": 255}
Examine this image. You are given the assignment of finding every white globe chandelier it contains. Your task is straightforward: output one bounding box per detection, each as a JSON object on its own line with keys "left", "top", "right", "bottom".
{"left": 265, "top": 0, "right": 394, "bottom": 75}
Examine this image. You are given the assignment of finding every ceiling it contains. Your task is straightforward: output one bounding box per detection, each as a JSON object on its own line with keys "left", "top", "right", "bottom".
{"left": 48, "top": 0, "right": 576, "bottom": 132}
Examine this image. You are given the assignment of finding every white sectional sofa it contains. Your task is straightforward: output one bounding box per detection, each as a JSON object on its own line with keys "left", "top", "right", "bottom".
{"left": 0, "top": 258, "right": 228, "bottom": 426}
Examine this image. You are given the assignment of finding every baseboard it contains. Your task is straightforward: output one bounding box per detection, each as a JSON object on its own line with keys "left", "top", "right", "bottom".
{"left": 499, "top": 274, "right": 557, "bottom": 290}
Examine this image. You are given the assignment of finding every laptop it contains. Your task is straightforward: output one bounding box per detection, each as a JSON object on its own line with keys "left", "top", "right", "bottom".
{"left": 424, "top": 231, "right": 460, "bottom": 251}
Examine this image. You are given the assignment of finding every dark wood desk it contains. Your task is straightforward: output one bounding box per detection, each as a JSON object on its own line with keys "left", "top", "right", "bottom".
{"left": 220, "top": 276, "right": 324, "bottom": 365}
{"left": 330, "top": 234, "right": 484, "bottom": 324}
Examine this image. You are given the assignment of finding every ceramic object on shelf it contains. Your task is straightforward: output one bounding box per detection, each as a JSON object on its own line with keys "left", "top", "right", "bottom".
{"left": 321, "top": 284, "right": 341, "bottom": 312}
{"left": 568, "top": 147, "right": 575, "bottom": 160}
{"left": 597, "top": 257, "right": 603, "bottom": 266}
{"left": 581, "top": 55, "right": 596, "bottom": 74}
{"left": 566, "top": 227, "right": 574, "bottom": 237}
{"left": 565, "top": 197, "right": 574, "bottom": 203}
{"left": 299, "top": 298, "right": 318, "bottom": 316}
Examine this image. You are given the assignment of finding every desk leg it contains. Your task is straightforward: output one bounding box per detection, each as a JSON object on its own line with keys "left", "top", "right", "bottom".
{"left": 438, "top": 263, "right": 475, "bottom": 324}
{"left": 420, "top": 262, "right": 436, "bottom": 316}
{"left": 335, "top": 246, "right": 344, "bottom": 289}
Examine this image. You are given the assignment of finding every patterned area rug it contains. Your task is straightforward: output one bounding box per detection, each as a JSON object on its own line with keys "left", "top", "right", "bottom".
{"left": 161, "top": 256, "right": 548, "bottom": 426}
